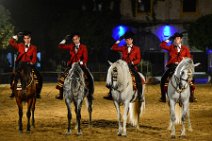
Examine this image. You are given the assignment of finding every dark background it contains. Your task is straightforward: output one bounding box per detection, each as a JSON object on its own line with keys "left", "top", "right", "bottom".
{"left": 1, "top": 0, "right": 121, "bottom": 71}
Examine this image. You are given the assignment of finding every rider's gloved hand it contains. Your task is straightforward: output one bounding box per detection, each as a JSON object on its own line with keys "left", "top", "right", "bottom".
{"left": 59, "top": 39, "right": 66, "bottom": 44}
{"left": 115, "top": 40, "right": 120, "bottom": 44}
{"left": 165, "top": 39, "right": 170, "bottom": 43}
{"left": 79, "top": 61, "right": 83, "bottom": 65}
{"left": 12, "top": 35, "right": 18, "bottom": 40}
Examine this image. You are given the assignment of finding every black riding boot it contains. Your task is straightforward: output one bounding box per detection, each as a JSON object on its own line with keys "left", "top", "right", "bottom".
{"left": 56, "top": 89, "right": 63, "bottom": 100}
{"left": 103, "top": 88, "right": 113, "bottom": 100}
{"left": 189, "top": 88, "right": 197, "bottom": 102}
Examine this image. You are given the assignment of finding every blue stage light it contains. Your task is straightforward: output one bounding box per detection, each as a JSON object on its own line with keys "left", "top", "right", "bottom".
{"left": 112, "top": 25, "right": 128, "bottom": 46}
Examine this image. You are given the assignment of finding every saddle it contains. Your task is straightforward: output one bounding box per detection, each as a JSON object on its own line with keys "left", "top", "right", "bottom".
{"left": 56, "top": 67, "right": 93, "bottom": 94}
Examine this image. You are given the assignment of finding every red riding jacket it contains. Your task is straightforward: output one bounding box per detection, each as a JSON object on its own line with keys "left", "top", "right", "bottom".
{"left": 58, "top": 43, "right": 88, "bottom": 66}
{"left": 112, "top": 43, "right": 141, "bottom": 69}
{"left": 9, "top": 38, "right": 37, "bottom": 64}
{"left": 160, "top": 41, "right": 191, "bottom": 67}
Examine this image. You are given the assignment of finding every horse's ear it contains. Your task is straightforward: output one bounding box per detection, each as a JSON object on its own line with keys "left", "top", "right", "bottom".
{"left": 194, "top": 62, "right": 201, "bottom": 67}
{"left": 108, "top": 60, "right": 113, "bottom": 65}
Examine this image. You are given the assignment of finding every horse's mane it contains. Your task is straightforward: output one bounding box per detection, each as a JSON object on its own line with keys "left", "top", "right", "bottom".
{"left": 174, "top": 57, "right": 194, "bottom": 77}
{"left": 68, "top": 63, "right": 83, "bottom": 77}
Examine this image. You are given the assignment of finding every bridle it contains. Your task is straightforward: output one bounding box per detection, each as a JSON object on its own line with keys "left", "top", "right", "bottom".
{"left": 170, "top": 67, "right": 192, "bottom": 94}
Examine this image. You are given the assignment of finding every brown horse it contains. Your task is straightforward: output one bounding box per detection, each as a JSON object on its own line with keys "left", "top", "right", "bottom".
{"left": 13, "top": 63, "right": 37, "bottom": 133}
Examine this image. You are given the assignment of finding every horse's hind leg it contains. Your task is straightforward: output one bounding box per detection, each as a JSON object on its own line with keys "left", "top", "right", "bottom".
{"left": 86, "top": 96, "right": 92, "bottom": 126}
{"left": 31, "top": 97, "right": 36, "bottom": 128}
{"left": 26, "top": 99, "right": 33, "bottom": 133}
{"left": 114, "top": 101, "right": 122, "bottom": 136}
{"left": 65, "top": 98, "right": 72, "bottom": 135}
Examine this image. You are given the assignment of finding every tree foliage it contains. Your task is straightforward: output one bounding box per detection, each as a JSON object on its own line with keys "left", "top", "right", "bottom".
{"left": 188, "top": 14, "right": 212, "bottom": 50}
{"left": 0, "top": 5, "right": 14, "bottom": 49}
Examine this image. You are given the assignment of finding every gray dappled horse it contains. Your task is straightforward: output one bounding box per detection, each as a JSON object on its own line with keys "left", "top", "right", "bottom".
{"left": 106, "top": 59, "right": 145, "bottom": 136}
{"left": 63, "top": 62, "right": 93, "bottom": 135}
{"left": 167, "top": 57, "right": 199, "bottom": 138}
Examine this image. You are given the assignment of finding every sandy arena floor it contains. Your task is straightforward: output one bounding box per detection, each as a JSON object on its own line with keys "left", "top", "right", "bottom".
{"left": 0, "top": 82, "right": 212, "bottom": 141}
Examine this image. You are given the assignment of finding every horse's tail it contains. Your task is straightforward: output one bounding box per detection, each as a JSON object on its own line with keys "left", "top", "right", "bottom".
{"left": 175, "top": 104, "right": 182, "bottom": 124}
{"left": 129, "top": 99, "right": 145, "bottom": 127}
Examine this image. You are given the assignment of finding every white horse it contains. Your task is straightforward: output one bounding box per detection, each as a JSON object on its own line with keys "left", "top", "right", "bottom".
{"left": 63, "top": 62, "right": 94, "bottom": 135}
{"left": 167, "top": 57, "right": 199, "bottom": 138}
{"left": 106, "top": 59, "right": 145, "bottom": 136}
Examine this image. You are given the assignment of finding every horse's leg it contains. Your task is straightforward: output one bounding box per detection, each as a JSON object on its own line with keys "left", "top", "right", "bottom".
{"left": 16, "top": 98, "right": 23, "bottom": 133}
{"left": 74, "top": 102, "right": 78, "bottom": 130}
{"left": 31, "top": 97, "right": 36, "bottom": 128}
{"left": 114, "top": 101, "right": 122, "bottom": 136}
{"left": 76, "top": 99, "right": 83, "bottom": 135}
{"left": 180, "top": 101, "right": 189, "bottom": 137}
{"left": 122, "top": 101, "right": 130, "bottom": 136}
{"left": 169, "top": 100, "right": 176, "bottom": 138}
{"left": 26, "top": 98, "right": 33, "bottom": 133}
{"left": 187, "top": 108, "right": 193, "bottom": 132}
{"left": 65, "top": 98, "right": 72, "bottom": 135}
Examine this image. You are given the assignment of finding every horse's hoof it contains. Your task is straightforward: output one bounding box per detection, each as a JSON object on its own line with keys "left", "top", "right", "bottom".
{"left": 121, "top": 133, "right": 127, "bottom": 137}
{"left": 77, "top": 131, "right": 82, "bottom": 136}
{"left": 65, "top": 131, "right": 72, "bottom": 135}
{"left": 26, "top": 130, "right": 31, "bottom": 134}
{"left": 171, "top": 135, "right": 176, "bottom": 139}
{"left": 117, "top": 131, "right": 122, "bottom": 136}
{"left": 18, "top": 130, "right": 23, "bottom": 134}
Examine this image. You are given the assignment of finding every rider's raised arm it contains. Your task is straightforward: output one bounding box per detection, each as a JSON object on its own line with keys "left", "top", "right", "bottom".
{"left": 111, "top": 41, "right": 124, "bottom": 52}
{"left": 160, "top": 40, "right": 171, "bottom": 51}
{"left": 9, "top": 36, "right": 19, "bottom": 50}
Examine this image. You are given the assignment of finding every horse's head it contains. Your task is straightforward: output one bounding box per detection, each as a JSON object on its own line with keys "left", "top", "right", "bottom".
{"left": 174, "top": 58, "right": 195, "bottom": 89}
{"left": 106, "top": 60, "right": 129, "bottom": 91}
{"left": 15, "top": 63, "right": 33, "bottom": 87}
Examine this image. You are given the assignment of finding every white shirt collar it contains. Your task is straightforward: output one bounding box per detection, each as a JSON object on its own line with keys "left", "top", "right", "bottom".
{"left": 25, "top": 43, "right": 30, "bottom": 47}
{"left": 75, "top": 43, "right": 80, "bottom": 48}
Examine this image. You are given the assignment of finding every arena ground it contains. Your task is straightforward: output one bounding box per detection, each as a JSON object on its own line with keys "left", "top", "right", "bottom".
{"left": 0, "top": 82, "right": 211, "bottom": 141}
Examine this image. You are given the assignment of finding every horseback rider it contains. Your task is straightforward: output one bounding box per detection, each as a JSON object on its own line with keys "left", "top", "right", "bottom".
{"left": 159, "top": 32, "right": 197, "bottom": 103}
{"left": 9, "top": 31, "right": 42, "bottom": 98}
{"left": 104, "top": 31, "right": 144, "bottom": 102}
{"left": 56, "top": 33, "right": 93, "bottom": 100}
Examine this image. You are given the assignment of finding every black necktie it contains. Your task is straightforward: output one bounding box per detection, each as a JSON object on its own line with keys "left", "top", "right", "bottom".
{"left": 75, "top": 45, "right": 79, "bottom": 53}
